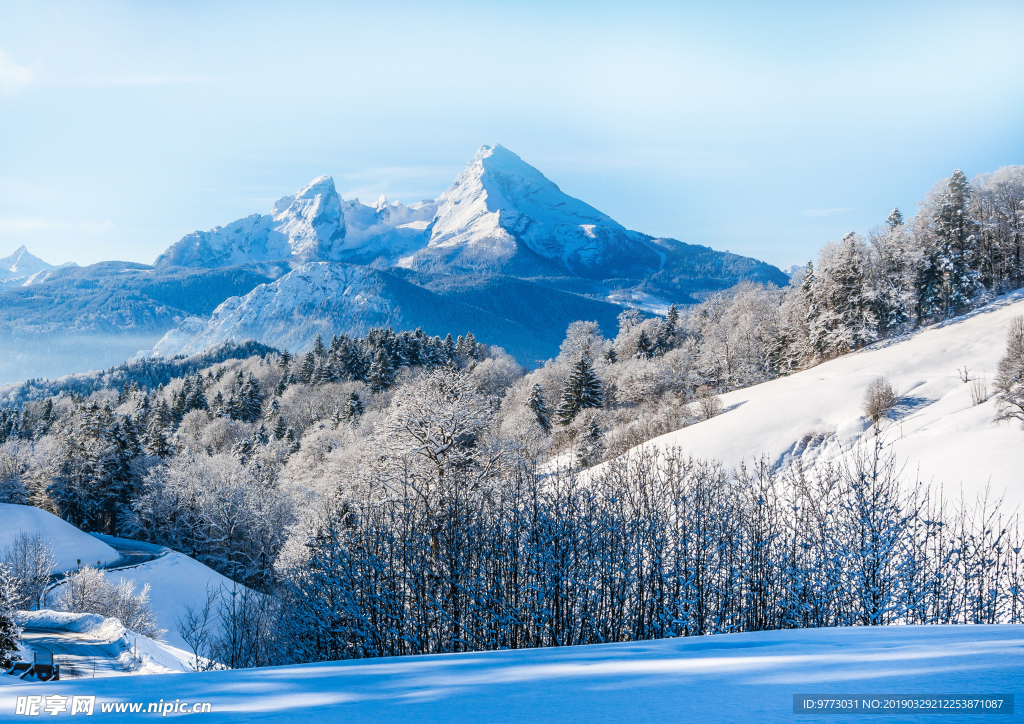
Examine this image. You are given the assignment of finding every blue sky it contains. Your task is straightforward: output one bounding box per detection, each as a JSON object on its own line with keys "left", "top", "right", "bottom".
{"left": 1, "top": 0, "right": 1022, "bottom": 269}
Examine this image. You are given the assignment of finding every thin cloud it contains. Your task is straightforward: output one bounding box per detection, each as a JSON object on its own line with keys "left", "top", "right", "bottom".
{"left": 0, "top": 49, "right": 33, "bottom": 94}
{"left": 0, "top": 218, "right": 114, "bottom": 234}
{"left": 71, "top": 74, "right": 221, "bottom": 88}
{"left": 802, "top": 207, "right": 857, "bottom": 217}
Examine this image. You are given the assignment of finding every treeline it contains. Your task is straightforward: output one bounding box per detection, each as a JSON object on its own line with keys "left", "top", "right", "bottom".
{"left": 274, "top": 407, "right": 1022, "bottom": 664}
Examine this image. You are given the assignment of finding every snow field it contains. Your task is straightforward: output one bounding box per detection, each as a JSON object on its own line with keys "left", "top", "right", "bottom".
{"left": 1, "top": 625, "right": 1021, "bottom": 722}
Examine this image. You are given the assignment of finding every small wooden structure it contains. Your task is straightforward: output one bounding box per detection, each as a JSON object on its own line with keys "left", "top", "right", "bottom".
{"left": 4, "top": 652, "right": 59, "bottom": 681}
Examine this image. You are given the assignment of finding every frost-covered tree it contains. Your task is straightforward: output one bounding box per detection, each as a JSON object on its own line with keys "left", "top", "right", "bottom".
{"left": 367, "top": 349, "right": 395, "bottom": 393}
{"left": 557, "top": 357, "right": 603, "bottom": 425}
{"left": 1, "top": 533, "right": 55, "bottom": 610}
{"left": 809, "top": 234, "right": 878, "bottom": 356}
{"left": 0, "top": 563, "right": 19, "bottom": 669}
{"left": 995, "top": 315, "right": 1024, "bottom": 427}
{"left": 918, "top": 170, "right": 982, "bottom": 317}
{"left": 527, "top": 383, "right": 552, "bottom": 433}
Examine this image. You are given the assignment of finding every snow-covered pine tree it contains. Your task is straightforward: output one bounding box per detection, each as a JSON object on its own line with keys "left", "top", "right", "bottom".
{"left": 0, "top": 563, "right": 19, "bottom": 669}
{"left": 809, "top": 234, "right": 878, "bottom": 356}
{"left": 886, "top": 207, "right": 904, "bottom": 229}
{"left": 527, "top": 383, "right": 552, "bottom": 433}
{"left": 578, "top": 416, "right": 604, "bottom": 467}
{"left": 919, "top": 169, "right": 982, "bottom": 317}
{"left": 995, "top": 315, "right": 1024, "bottom": 426}
{"left": 368, "top": 349, "right": 396, "bottom": 392}
{"left": 557, "top": 357, "right": 603, "bottom": 425}
{"left": 313, "top": 334, "right": 327, "bottom": 359}
{"left": 635, "top": 329, "right": 653, "bottom": 359}
{"left": 345, "top": 391, "right": 364, "bottom": 422}
{"left": 464, "top": 331, "right": 480, "bottom": 360}
{"left": 299, "top": 352, "right": 316, "bottom": 383}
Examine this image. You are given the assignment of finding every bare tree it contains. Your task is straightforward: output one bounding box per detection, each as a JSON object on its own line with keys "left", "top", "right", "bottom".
{"left": 862, "top": 377, "right": 897, "bottom": 427}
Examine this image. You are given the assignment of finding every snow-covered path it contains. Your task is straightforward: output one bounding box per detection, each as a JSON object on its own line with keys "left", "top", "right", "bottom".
{"left": 18, "top": 628, "right": 134, "bottom": 680}
{"left": 2, "top": 625, "right": 1021, "bottom": 722}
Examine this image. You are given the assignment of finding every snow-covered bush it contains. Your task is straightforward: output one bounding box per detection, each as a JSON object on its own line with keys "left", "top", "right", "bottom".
{"left": 0, "top": 532, "right": 55, "bottom": 610}
{"left": 54, "top": 566, "right": 163, "bottom": 638}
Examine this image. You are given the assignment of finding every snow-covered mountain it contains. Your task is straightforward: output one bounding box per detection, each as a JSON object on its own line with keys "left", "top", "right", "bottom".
{"left": 613, "top": 289, "right": 1024, "bottom": 511}
{"left": 155, "top": 176, "right": 437, "bottom": 269}
{"left": 154, "top": 145, "right": 787, "bottom": 291}
{"left": 0, "top": 245, "right": 74, "bottom": 285}
{"left": 399, "top": 144, "right": 661, "bottom": 278}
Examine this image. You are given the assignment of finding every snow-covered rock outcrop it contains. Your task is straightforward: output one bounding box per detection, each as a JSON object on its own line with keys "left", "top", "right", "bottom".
{"left": 155, "top": 177, "right": 437, "bottom": 268}
{"left": 153, "top": 262, "right": 402, "bottom": 356}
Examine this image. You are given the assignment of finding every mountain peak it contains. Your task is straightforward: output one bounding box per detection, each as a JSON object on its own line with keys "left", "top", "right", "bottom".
{"left": 1, "top": 245, "right": 68, "bottom": 281}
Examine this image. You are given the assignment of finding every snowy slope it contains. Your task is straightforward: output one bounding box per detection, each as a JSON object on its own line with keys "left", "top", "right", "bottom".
{"left": 629, "top": 290, "right": 1024, "bottom": 511}
{"left": 401, "top": 145, "right": 662, "bottom": 278}
{"left": 151, "top": 262, "right": 403, "bottom": 356}
{"left": 1, "top": 625, "right": 1019, "bottom": 721}
{"left": 0, "top": 504, "right": 119, "bottom": 572}
{"left": 46, "top": 551, "right": 243, "bottom": 651}
{"left": 149, "top": 261, "right": 563, "bottom": 365}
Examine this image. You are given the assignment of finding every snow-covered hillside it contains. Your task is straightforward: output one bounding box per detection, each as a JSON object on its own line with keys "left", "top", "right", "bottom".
{"left": 0, "top": 504, "right": 118, "bottom": 572}
{"left": 627, "top": 290, "right": 1024, "bottom": 510}
{"left": 48, "top": 550, "right": 242, "bottom": 651}
{"left": 149, "top": 261, "right": 564, "bottom": 364}
{"left": 2, "top": 625, "right": 1019, "bottom": 721}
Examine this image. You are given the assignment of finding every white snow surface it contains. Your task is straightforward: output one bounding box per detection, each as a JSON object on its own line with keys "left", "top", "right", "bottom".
{"left": 625, "top": 290, "right": 1024, "bottom": 511}
{"left": 46, "top": 551, "right": 241, "bottom": 651}
{"left": 1, "top": 625, "right": 1020, "bottom": 721}
{"left": 151, "top": 262, "right": 399, "bottom": 357}
{"left": 0, "top": 504, "right": 119, "bottom": 572}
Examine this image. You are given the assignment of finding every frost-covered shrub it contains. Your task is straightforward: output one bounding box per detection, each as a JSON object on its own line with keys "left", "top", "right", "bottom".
{"left": 862, "top": 377, "right": 897, "bottom": 425}
{"left": 54, "top": 566, "right": 163, "bottom": 638}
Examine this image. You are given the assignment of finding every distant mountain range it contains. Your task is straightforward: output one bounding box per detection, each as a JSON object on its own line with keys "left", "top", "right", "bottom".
{"left": 0, "top": 145, "right": 788, "bottom": 383}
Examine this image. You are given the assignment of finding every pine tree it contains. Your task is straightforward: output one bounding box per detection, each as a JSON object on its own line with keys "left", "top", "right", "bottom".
{"left": 527, "top": 383, "right": 552, "bottom": 433}
{"left": 558, "top": 357, "right": 604, "bottom": 425}
{"left": 313, "top": 334, "right": 327, "bottom": 359}
{"left": 0, "top": 564, "right": 20, "bottom": 669}
{"left": 299, "top": 352, "right": 316, "bottom": 383}
{"left": 886, "top": 207, "right": 904, "bottom": 229}
{"left": 919, "top": 169, "right": 982, "bottom": 318}
{"left": 345, "top": 391, "right": 364, "bottom": 422}
{"left": 241, "top": 374, "right": 263, "bottom": 423}
{"left": 464, "top": 331, "right": 479, "bottom": 360}
{"left": 273, "top": 416, "right": 288, "bottom": 440}
{"left": 635, "top": 330, "right": 653, "bottom": 359}
{"left": 367, "top": 349, "right": 395, "bottom": 392}
{"left": 578, "top": 417, "right": 605, "bottom": 467}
